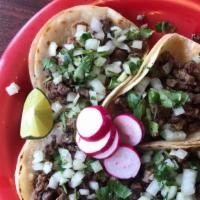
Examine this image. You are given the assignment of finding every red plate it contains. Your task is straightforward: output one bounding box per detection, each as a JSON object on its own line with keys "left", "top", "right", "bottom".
{"left": 1, "top": 0, "right": 200, "bottom": 199}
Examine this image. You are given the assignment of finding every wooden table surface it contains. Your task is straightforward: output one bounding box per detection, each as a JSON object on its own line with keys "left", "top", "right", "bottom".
{"left": 0, "top": 0, "right": 51, "bottom": 56}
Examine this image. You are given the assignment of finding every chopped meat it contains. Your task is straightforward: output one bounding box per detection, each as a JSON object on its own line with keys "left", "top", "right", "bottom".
{"left": 184, "top": 105, "right": 200, "bottom": 119}
{"left": 192, "top": 94, "right": 200, "bottom": 104}
{"left": 67, "top": 37, "right": 76, "bottom": 44}
{"left": 101, "top": 19, "right": 111, "bottom": 33}
{"left": 110, "top": 48, "right": 128, "bottom": 62}
{"left": 56, "top": 194, "right": 66, "bottom": 200}
{"left": 43, "top": 70, "right": 52, "bottom": 78}
{"left": 142, "top": 169, "right": 154, "bottom": 183}
{"left": 41, "top": 190, "right": 58, "bottom": 200}
{"left": 188, "top": 121, "right": 200, "bottom": 133}
{"left": 131, "top": 182, "right": 143, "bottom": 200}
{"left": 57, "top": 84, "right": 70, "bottom": 96}
{"left": 154, "top": 106, "right": 172, "bottom": 125}
{"left": 165, "top": 79, "right": 178, "bottom": 88}
{"left": 170, "top": 116, "right": 186, "bottom": 131}
{"left": 44, "top": 136, "right": 58, "bottom": 161}
{"left": 78, "top": 88, "right": 89, "bottom": 98}
{"left": 192, "top": 33, "right": 200, "bottom": 43}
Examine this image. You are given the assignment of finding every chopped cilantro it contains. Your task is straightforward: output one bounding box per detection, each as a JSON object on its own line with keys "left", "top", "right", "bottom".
{"left": 127, "top": 27, "right": 154, "bottom": 40}
{"left": 156, "top": 21, "right": 176, "bottom": 33}
{"left": 140, "top": 28, "right": 154, "bottom": 39}
{"left": 43, "top": 57, "right": 57, "bottom": 69}
{"left": 80, "top": 32, "right": 92, "bottom": 44}
{"left": 108, "top": 78, "right": 120, "bottom": 90}
{"left": 53, "top": 150, "right": 65, "bottom": 171}
{"left": 96, "top": 180, "right": 132, "bottom": 200}
{"left": 59, "top": 48, "right": 73, "bottom": 66}
{"left": 148, "top": 121, "right": 159, "bottom": 137}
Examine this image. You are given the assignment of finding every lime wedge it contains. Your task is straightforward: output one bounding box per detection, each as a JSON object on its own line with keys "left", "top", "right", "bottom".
{"left": 20, "top": 88, "right": 53, "bottom": 139}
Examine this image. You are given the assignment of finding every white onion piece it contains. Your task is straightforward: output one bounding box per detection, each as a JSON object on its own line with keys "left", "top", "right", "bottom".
{"left": 74, "top": 151, "right": 86, "bottom": 162}
{"left": 73, "top": 160, "right": 86, "bottom": 170}
{"left": 85, "top": 39, "right": 100, "bottom": 50}
{"left": 164, "top": 159, "right": 178, "bottom": 169}
{"left": 161, "top": 186, "right": 177, "bottom": 199}
{"left": 58, "top": 148, "right": 72, "bottom": 163}
{"left": 117, "top": 35, "right": 127, "bottom": 42}
{"left": 87, "top": 194, "right": 96, "bottom": 199}
{"left": 105, "top": 61, "right": 122, "bottom": 75}
{"left": 59, "top": 177, "right": 68, "bottom": 185}
{"left": 90, "top": 17, "right": 102, "bottom": 32}
{"left": 66, "top": 92, "right": 76, "bottom": 102}
{"left": 89, "top": 90, "right": 98, "bottom": 105}
{"left": 53, "top": 75, "right": 62, "bottom": 85}
{"left": 162, "top": 62, "right": 172, "bottom": 74}
{"left": 51, "top": 101, "right": 62, "bottom": 113}
{"left": 138, "top": 196, "right": 151, "bottom": 200}
{"left": 135, "top": 77, "right": 151, "bottom": 93}
{"left": 132, "top": 40, "right": 143, "bottom": 49}
{"left": 6, "top": 82, "right": 20, "bottom": 96}
{"left": 48, "top": 41, "right": 57, "bottom": 56}
{"left": 150, "top": 78, "right": 163, "bottom": 89}
{"left": 32, "top": 150, "right": 44, "bottom": 163}
{"left": 89, "top": 181, "right": 99, "bottom": 191}
{"left": 48, "top": 171, "right": 62, "bottom": 189}
{"left": 169, "top": 149, "right": 188, "bottom": 160}
{"left": 97, "top": 40, "right": 115, "bottom": 53}
{"left": 146, "top": 179, "right": 161, "bottom": 196}
{"left": 90, "top": 161, "right": 103, "bottom": 173}
{"left": 70, "top": 171, "right": 85, "bottom": 188}
{"left": 88, "top": 78, "right": 106, "bottom": 95}
{"left": 63, "top": 43, "right": 74, "bottom": 50}
{"left": 94, "top": 31, "right": 105, "bottom": 40}
{"left": 118, "top": 43, "right": 130, "bottom": 52}
{"left": 176, "top": 192, "right": 194, "bottom": 200}
{"left": 69, "top": 193, "right": 77, "bottom": 200}
{"left": 63, "top": 168, "right": 75, "bottom": 179}
{"left": 32, "top": 163, "right": 44, "bottom": 171}
{"left": 73, "top": 49, "right": 84, "bottom": 56}
{"left": 161, "top": 129, "right": 186, "bottom": 141}
{"left": 75, "top": 24, "right": 87, "bottom": 39}
{"left": 192, "top": 55, "right": 200, "bottom": 64}
{"left": 173, "top": 106, "right": 185, "bottom": 116}
{"left": 43, "top": 161, "right": 53, "bottom": 174}
{"left": 94, "top": 57, "right": 107, "bottom": 67}
{"left": 181, "top": 169, "right": 197, "bottom": 195}
{"left": 136, "top": 14, "right": 145, "bottom": 21}
{"left": 79, "top": 189, "right": 90, "bottom": 196}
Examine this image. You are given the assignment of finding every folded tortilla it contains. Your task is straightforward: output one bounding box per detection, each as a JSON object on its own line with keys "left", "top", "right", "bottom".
{"left": 104, "top": 33, "right": 200, "bottom": 149}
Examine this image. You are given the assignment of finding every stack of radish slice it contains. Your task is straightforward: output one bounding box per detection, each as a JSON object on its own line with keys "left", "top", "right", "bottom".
{"left": 76, "top": 106, "right": 144, "bottom": 179}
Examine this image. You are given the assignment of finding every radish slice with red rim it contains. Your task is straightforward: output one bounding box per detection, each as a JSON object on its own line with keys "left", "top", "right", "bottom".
{"left": 76, "top": 126, "right": 116, "bottom": 156}
{"left": 93, "top": 128, "right": 120, "bottom": 160}
{"left": 76, "top": 106, "right": 111, "bottom": 141}
{"left": 104, "top": 145, "right": 141, "bottom": 179}
{"left": 113, "top": 113, "right": 144, "bottom": 146}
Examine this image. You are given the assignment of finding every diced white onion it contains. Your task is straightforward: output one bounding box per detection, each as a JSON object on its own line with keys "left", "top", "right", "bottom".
{"left": 142, "top": 151, "right": 153, "bottom": 163}
{"left": 90, "top": 161, "right": 103, "bottom": 173}
{"left": 164, "top": 159, "right": 178, "bottom": 169}
{"left": 94, "top": 57, "right": 107, "bottom": 67}
{"left": 90, "top": 17, "right": 102, "bottom": 32}
{"left": 146, "top": 179, "right": 161, "bottom": 196}
{"left": 117, "top": 35, "right": 127, "bottom": 42}
{"left": 118, "top": 43, "right": 130, "bottom": 52}
{"left": 74, "top": 150, "right": 86, "bottom": 162}
{"left": 53, "top": 75, "right": 62, "bottom": 85}
{"left": 136, "top": 14, "right": 145, "bottom": 21}
{"left": 59, "top": 177, "right": 68, "bottom": 185}
{"left": 111, "top": 26, "right": 122, "bottom": 37}
{"left": 150, "top": 78, "right": 163, "bottom": 89}
{"left": 173, "top": 106, "right": 185, "bottom": 116}
{"left": 69, "top": 193, "right": 77, "bottom": 200}
{"left": 105, "top": 61, "right": 122, "bottom": 76}
{"left": 62, "top": 162, "right": 73, "bottom": 169}
{"left": 43, "top": 161, "right": 53, "bottom": 174}
{"left": 138, "top": 196, "right": 151, "bottom": 200}
{"left": 89, "top": 181, "right": 99, "bottom": 191}
{"left": 88, "top": 79, "right": 106, "bottom": 96}
{"left": 176, "top": 192, "right": 194, "bottom": 200}
{"left": 181, "top": 169, "right": 197, "bottom": 195}
{"left": 161, "top": 129, "right": 186, "bottom": 141}
{"left": 85, "top": 39, "right": 100, "bottom": 50}
{"left": 70, "top": 171, "right": 85, "bottom": 188}
{"left": 63, "top": 168, "right": 75, "bottom": 179}
{"left": 58, "top": 148, "right": 72, "bottom": 163}
{"left": 135, "top": 77, "right": 151, "bottom": 93}
{"left": 67, "top": 92, "right": 77, "bottom": 102}
{"left": 48, "top": 175, "right": 59, "bottom": 189}
{"left": 87, "top": 194, "right": 96, "bottom": 199}
{"left": 161, "top": 186, "right": 177, "bottom": 199}
{"left": 132, "top": 40, "right": 143, "bottom": 49}
{"left": 32, "top": 163, "right": 44, "bottom": 171}
{"left": 73, "top": 160, "right": 86, "bottom": 170}
{"left": 51, "top": 101, "right": 63, "bottom": 113}
{"left": 75, "top": 24, "right": 87, "bottom": 39}
{"left": 79, "top": 189, "right": 90, "bottom": 196}
{"left": 63, "top": 43, "right": 74, "bottom": 50}
{"left": 73, "top": 49, "right": 84, "bottom": 56}
{"left": 48, "top": 41, "right": 58, "bottom": 56}
{"left": 94, "top": 31, "right": 105, "bottom": 40}
{"left": 6, "top": 82, "right": 20, "bottom": 96}
{"left": 162, "top": 62, "right": 172, "bottom": 74}
{"left": 32, "top": 150, "right": 44, "bottom": 164}
{"left": 169, "top": 149, "right": 188, "bottom": 160}
{"left": 97, "top": 40, "right": 115, "bottom": 53}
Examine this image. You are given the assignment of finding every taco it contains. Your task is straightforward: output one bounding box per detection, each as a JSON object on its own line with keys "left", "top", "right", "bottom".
{"left": 106, "top": 33, "right": 200, "bottom": 149}
{"left": 29, "top": 5, "right": 153, "bottom": 124}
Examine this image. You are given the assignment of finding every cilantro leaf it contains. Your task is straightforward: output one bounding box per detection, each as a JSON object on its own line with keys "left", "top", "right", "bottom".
{"left": 140, "top": 28, "right": 154, "bottom": 39}
{"left": 156, "top": 21, "right": 176, "bottom": 33}
{"left": 80, "top": 32, "right": 92, "bottom": 44}
{"left": 43, "top": 57, "right": 57, "bottom": 69}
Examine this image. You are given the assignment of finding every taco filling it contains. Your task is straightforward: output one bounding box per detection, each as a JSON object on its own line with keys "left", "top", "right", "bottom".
{"left": 113, "top": 51, "right": 200, "bottom": 141}
{"left": 42, "top": 18, "right": 153, "bottom": 129}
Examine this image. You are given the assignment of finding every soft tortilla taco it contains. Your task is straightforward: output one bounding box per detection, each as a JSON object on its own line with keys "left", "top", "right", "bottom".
{"left": 29, "top": 5, "right": 153, "bottom": 114}
{"left": 105, "top": 33, "right": 200, "bottom": 149}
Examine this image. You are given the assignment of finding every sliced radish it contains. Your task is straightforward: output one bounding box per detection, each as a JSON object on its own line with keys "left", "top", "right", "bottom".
{"left": 76, "top": 106, "right": 111, "bottom": 141}
{"left": 93, "top": 129, "right": 120, "bottom": 159}
{"left": 113, "top": 113, "right": 144, "bottom": 146}
{"left": 76, "top": 126, "right": 116, "bottom": 156}
{"left": 104, "top": 145, "right": 141, "bottom": 179}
